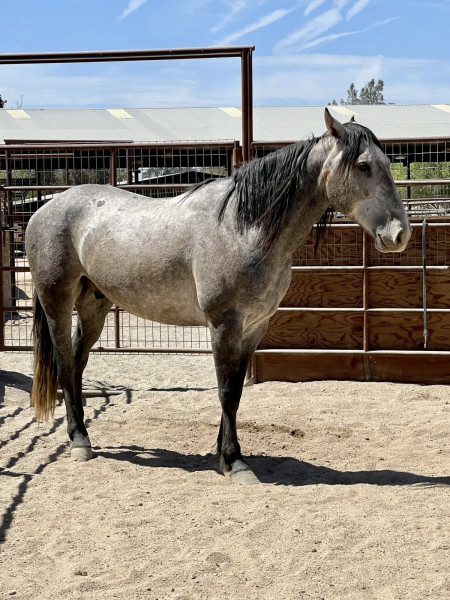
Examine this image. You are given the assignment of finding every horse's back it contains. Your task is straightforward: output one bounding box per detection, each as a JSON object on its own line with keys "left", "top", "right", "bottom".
{"left": 25, "top": 184, "right": 221, "bottom": 325}
{"left": 25, "top": 182, "right": 288, "bottom": 328}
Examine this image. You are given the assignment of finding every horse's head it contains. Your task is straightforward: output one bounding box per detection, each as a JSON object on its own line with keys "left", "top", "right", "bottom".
{"left": 320, "top": 108, "right": 411, "bottom": 253}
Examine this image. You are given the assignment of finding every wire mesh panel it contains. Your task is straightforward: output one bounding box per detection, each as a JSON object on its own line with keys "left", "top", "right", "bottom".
{"left": 293, "top": 224, "right": 364, "bottom": 267}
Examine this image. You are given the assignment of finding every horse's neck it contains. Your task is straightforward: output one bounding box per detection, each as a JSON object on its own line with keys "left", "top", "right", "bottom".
{"left": 274, "top": 159, "right": 329, "bottom": 257}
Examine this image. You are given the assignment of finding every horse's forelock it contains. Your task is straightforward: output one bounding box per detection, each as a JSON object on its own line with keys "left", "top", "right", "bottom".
{"left": 339, "top": 122, "right": 382, "bottom": 172}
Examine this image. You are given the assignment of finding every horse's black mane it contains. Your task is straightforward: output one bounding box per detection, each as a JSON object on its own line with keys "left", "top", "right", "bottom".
{"left": 189, "top": 121, "right": 382, "bottom": 250}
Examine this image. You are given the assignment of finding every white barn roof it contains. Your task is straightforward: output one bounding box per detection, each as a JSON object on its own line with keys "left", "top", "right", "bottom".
{"left": 1, "top": 104, "right": 450, "bottom": 144}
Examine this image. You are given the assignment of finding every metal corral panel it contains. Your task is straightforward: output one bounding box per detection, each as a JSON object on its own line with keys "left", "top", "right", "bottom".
{"left": 254, "top": 220, "right": 450, "bottom": 385}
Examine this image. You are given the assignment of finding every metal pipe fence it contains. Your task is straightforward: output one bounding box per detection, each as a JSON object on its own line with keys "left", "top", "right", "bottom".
{"left": 2, "top": 137, "right": 450, "bottom": 358}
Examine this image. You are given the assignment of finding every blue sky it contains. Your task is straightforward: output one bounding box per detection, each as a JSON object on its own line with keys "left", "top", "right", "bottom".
{"left": 0, "top": 0, "right": 449, "bottom": 109}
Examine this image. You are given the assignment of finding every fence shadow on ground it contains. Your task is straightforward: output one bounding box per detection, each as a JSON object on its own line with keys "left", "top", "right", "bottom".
{"left": 0, "top": 393, "right": 118, "bottom": 545}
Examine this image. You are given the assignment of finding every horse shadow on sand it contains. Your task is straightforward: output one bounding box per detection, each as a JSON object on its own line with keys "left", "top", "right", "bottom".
{"left": 0, "top": 370, "right": 33, "bottom": 404}
{"left": 95, "top": 445, "right": 450, "bottom": 488}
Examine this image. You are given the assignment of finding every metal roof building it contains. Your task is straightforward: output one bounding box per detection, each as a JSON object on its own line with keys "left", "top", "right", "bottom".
{"left": 1, "top": 104, "right": 450, "bottom": 145}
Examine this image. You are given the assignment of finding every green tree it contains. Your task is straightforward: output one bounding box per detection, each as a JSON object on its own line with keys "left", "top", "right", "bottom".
{"left": 330, "top": 79, "right": 386, "bottom": 105}
{"left": 359, "top": 79, "right": 385, "bottom": 104}
{"left": 0, "top": 93, "right": 6, "bottom": 108}
{"left": 345, "top": 82, "right": 360, "bottom": 105}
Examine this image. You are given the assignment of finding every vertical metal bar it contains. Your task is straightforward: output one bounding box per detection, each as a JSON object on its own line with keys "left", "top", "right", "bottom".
{"left": 65, "top": 154, "right": 70, "bottom": 185}
{"left": 422, "top": 219, "right": 428, "bottom": 349}
{"left": 232, "top": 141, "right": 242, "bottom": 170}
{"left": 246, "top": 48, "right": 253, "bottom": 161}
{"left": 6, "top": 150, "right": 15, "bottom": 315}
{"left": 110, "top": 148, "right": 117, "bottom": 187}
{"left": 114, "top": 306, "right": 121, "bottom": 349}
{"left": 362, "top": 230, "right": 371, "bottom": 380}
{"left": 0, "top": 188, "right": 5, "bottom": 350}
{"left": 127, "top": 149, "right": 132, "bottom": 184}
{"left": 241, "top": 49, "right": 250, "bottom": 162}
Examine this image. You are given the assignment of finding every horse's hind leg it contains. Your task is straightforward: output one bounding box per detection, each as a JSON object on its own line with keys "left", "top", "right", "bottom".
{"left": 34, "top": 283, "right": 89, "bottom": 452}
{"left": 35, "top": 278, "right": 111, "bottom": 461}
{"left": 70, "top": 281, "right": 112, "bottom": 460}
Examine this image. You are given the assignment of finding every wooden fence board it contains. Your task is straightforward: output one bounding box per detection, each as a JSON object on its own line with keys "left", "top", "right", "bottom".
{"left": 282, "top": 270, "right": 363, "bottom": 308}
{"left": 369, "top": 269, "right": 450, "bottom": 308}
{"left": 254, "top": 352, "right": 366, "bottom": 383}
{"left": 260, "top": 310, "right": 364, "bottom": 350}
{"left": 368, "top": 311, "right": 450, "bottom": 350}
{"left": 254, "top": 351, "right": 450, "bottom": 384}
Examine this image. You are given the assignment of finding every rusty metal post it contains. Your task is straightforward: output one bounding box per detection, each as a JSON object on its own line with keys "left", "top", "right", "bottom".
{"left": 245, "top": 48, "right": 253, "bottom": 161}
{"left": 241, "top": 48, "right": 253, "bottom": 162}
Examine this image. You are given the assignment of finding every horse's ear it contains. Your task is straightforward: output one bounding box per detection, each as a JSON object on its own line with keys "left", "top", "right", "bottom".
{"left": 350, "top": 115, "right": 356, "bottom": 122}
{"left": 324, "top": 107, "right": 346, "bottom": 139}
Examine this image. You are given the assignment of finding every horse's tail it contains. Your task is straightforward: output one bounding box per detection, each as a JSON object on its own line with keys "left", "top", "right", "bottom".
{"left": 31, "top": 293, "right": 58, "bottom": 422}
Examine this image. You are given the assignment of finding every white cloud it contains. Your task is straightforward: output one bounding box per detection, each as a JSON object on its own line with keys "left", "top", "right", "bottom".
{"left": 274, "top": 8, "right": 342, "bottom": 52}
{"left": 118, "top": 0, "right": 148, "bottom": 20}
{"left": 347, "top": 0, "right": 371, "bottom": 20}
{"left": 304, "top": 0, "right": 327, "bottom": 17}
{"left": 298, "top": 17, "right": 398, "bottom": 51}
{"left": 211, "top": 1, "right": 249, "bottom": 33}
{"left": 333, "top": 0, "right": 352, "bottom": 9}
{"left": 216, "top": 8, "right": 298, "bottom": 45}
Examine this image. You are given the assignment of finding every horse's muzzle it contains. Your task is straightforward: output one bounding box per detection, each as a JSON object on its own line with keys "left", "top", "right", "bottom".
{"left": 376, "top": 220, "right": 411, "bottom": 253}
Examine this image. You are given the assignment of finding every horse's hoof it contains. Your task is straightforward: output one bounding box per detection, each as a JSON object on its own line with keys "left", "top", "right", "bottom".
{"left": 226, "top": 459, "right": 260, "bottom": 485}
{"left": 70, "top": 446, "right": 94, "bottom": 462}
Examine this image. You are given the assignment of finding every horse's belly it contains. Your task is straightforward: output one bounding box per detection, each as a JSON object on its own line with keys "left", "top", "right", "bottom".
{"left": 121, "top": 295, "right": 207, "bottom": 327}
{"left": 89, "top": 275, "right": 207, "bottom": 327}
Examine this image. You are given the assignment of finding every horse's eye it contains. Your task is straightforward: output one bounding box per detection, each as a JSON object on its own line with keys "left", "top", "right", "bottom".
{"left": 358, "top": 162, "right": 369, "bottom": 172}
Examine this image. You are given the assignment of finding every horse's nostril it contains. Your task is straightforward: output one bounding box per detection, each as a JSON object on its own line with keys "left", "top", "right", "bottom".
{"left": 395, "top": 229, "right": 403, "bottom": 246}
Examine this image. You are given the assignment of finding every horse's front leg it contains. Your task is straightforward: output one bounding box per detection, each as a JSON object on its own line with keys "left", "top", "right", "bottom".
{"left": 209, "top": 311, "right": 260, "bottom": 485}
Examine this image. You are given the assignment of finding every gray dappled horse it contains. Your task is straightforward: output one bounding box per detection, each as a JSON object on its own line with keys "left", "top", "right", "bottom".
{"left": 26, "top": 109, "right": 411, "bottom": 485}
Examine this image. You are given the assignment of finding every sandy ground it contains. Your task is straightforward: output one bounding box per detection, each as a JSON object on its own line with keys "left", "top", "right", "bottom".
{"left": 0, "top": 351, "right": 449, "bottom": 600}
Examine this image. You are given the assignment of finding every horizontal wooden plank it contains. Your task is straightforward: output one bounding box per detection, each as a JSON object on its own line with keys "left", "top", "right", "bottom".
{"left": 260, "top": 309, "right": 364, "bottom": 350}
{"left": 253, "top": 351, "right": 450, "bottom": 384}
{"left": 282, "top": 269, "right": 449, "bottom": 310}
{"left": 368, "top": 353, "right": 450, "bottom": 383}
{"left": 369, "top": 269, "right": 450, "bottom": 308}
{"left": 368, "top": 270, "right": 422, "bottom": 308}
{"left": 281, "top": 270, "right": 363, "bottom": 308}
{"left": 368, "top": 311, "right": 450, "bottom": 350}
{"left": 253, "top": 352, "right": 367, "bottom": 383}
